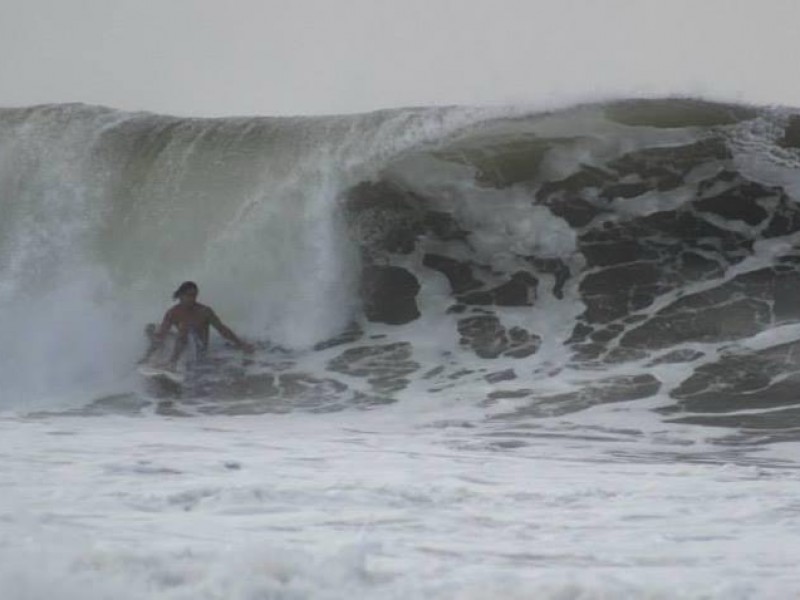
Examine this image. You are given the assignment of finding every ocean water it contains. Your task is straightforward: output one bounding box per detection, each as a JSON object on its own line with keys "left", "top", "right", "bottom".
{"left": 2, "top": 99, "right": 800, "bottom": 598}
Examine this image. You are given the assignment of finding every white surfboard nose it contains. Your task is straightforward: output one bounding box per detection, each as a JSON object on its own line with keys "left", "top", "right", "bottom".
{"left": 137, "top": 365, "right": 185, "bottom": 384}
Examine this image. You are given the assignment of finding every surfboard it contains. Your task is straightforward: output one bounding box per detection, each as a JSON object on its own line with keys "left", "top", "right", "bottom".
{"left": 137, "top": 364, "right": 186, "bottom": 384}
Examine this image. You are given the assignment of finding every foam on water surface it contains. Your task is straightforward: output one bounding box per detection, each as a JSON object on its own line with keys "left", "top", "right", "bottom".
{"left": 2, "top": 411, "right": 800, "bottom": 599}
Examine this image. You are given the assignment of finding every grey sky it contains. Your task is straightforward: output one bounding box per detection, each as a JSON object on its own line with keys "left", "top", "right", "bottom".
{"left": 1, "top": 0, "right": 798, "bottom": 116}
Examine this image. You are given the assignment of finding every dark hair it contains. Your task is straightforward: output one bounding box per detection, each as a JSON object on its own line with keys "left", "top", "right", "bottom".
{"left": 173, "top": 281, "right": 198, "bottom": 299}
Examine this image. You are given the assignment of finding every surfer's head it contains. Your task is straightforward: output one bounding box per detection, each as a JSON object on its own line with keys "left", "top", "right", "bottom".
{"left": 173, "top": 281, "right": 199, "bottom": 305}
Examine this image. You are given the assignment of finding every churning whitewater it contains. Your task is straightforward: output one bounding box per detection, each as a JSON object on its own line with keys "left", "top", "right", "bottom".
{"left": 3, "top": 99, "right": 800, "bottom": 598}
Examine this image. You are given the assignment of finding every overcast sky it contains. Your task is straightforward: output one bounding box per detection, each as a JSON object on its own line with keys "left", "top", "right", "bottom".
{"left": 1, "top": 0, "right": 798, "bottom": 117}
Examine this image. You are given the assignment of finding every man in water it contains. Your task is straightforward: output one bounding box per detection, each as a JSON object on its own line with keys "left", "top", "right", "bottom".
{"left": 140, "top": 281, "right": 254, "bottom": 371}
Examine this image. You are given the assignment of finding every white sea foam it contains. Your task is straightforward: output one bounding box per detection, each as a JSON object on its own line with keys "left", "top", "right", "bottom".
{"left": 1, "top": 411, "right": 799, "bottom": 599}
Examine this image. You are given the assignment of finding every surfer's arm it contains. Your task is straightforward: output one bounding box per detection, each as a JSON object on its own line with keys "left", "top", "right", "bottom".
{"left": 209, "top": 311, "right": 254, "bottom": 353}
{"left": 166, "top": 320, "right": 191, "bottom": 367}
{"left": 138, "top": 312, "right": 175, "bottom": 364}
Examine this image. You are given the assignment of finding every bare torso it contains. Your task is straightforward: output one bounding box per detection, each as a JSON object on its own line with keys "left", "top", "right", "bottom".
{"left": 163, "top": 302, "right": 217, "bottom": 351}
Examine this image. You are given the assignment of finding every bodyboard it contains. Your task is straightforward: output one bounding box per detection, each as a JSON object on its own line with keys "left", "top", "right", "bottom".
{"left": 137, "top": 364, "right": 186, "bottom": 384}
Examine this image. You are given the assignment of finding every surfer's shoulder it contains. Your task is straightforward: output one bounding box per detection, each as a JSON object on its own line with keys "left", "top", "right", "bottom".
{"left": 197, "top": 302, "right": 215, "bottom": 317}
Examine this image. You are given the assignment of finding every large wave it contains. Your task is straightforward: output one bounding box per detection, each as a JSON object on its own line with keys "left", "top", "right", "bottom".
{"left": 3, "top": 98, "right": 800, "bottom": 432}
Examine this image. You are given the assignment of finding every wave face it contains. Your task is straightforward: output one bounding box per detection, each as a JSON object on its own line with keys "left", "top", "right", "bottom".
{"left": 4, "top": 99, "right": 800, "bottom": 431}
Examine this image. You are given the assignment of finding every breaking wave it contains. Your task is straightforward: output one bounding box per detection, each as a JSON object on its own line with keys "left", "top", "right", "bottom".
{"left": 4, "top": 98, "right": 800, "bottom": 436}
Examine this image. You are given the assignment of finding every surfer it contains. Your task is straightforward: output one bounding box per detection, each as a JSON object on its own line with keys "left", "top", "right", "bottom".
{"left": 140, "top": 281, "right": 254, "bottom": 371}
